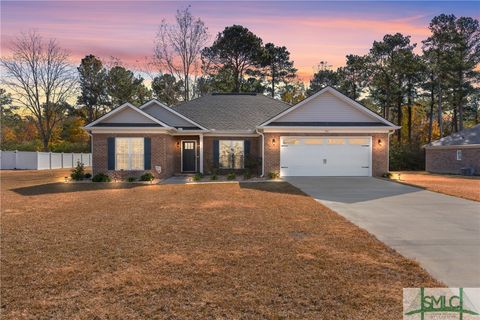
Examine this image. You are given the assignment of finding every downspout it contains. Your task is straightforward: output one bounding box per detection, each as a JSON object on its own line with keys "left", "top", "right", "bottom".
{"left": 387, "top": 130, "right": 394, "bottom": 173}
{"left": 255, "top": 128, "right": 265, "bottom": 177}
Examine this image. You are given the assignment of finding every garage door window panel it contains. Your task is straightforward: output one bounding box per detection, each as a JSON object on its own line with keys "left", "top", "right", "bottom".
{"left": 328, "top": 138, "right": 345, "bottom": 145}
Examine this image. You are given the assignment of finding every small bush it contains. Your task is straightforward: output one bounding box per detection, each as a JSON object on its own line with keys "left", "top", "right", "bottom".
{"left": 192, "top": 173, "right": 203, "bottom": 181}
{"left": 389, "top": 143, "right": 425, "bottom": 171}
{"left": 244, "top": 156, "right": 261, "bottom": 175}
{"left": 84, "top": 173, "right": 92, "bottom": 179}
{"left": 382, "top": 172, "right": 392, "bottom": 178}
{"left": 127, "top": 177, "right": 136, "bottom": 182}
{"left": 268, "top": 171, "right": 279, "bottom": 179}
{"left": 243, "top": 170, "right": 252, "bottom": 180}
{"left": 140, "top": 172, "right": 155, "bottom": 181}
{"left": 92, "top": 173, "right": 111, "bottom": 182}
{"left": 227, "top": 172, "right": 236, "bottom": 180}
{"left": 70, "top": 161, "right": 85, "bottom": 181}
{"left": 210, "top": 174, "right": 218, "bottom": 181}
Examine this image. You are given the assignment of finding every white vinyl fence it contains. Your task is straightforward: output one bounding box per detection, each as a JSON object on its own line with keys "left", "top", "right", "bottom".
{"left": 0, "top": 151, "right": 91, "bottom": 170}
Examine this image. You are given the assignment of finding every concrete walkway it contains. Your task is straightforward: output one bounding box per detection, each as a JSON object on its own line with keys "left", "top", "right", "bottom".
{"left": 285, "top": 177, "right": 480, "bottom": 287}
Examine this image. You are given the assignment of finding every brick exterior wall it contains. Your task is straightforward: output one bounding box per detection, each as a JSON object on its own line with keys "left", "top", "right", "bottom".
{"left": 93, "top": 132, "right": 390, "bottom": 179}
{"left": 92, "top": 133, "right": 175, "bottom": 180}
{"left": 263, "top": 132, "right": 389, "bottom": 177}
{"left": 426, "top": 147, "right": 480, "bottom": 175}
{"left": 202, "top": 136, "right": 261, "bottom": 174}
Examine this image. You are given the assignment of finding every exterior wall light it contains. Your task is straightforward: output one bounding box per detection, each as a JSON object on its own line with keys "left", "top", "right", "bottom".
{"left": 378, "top": 139, "right": 383, "bottom": 146}
{"left": 176, "top": 141, "right": 180, "bottom": 147}
{"left": 272, "top": 138, "right": 276, "bottom": 146}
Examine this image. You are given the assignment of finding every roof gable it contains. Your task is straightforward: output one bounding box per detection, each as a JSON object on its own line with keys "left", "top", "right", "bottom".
{"left": 260, "top": 87, "right": 398, "bottom": 128}
{"left": 139, "top": 100, "right": 207, "bottom": 130}
{"left": 85, "top": 103, "right": 171, "bottom": 128}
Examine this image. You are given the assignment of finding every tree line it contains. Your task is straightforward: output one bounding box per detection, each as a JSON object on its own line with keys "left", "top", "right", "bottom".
{"left": 1, "top": 8, "right": 479, "bottom": 166}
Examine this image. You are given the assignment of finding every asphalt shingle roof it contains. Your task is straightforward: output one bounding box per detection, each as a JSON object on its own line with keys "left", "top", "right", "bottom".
{"left": 428, "top": 124, "right": 480, "bottom": 147}
{"left": 173, "top": 93, "right": 291, "bottom": 131}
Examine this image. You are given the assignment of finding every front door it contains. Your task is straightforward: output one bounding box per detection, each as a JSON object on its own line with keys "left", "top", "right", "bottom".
{"left": 182, "top": 141, "right": 196, "bottom": 172}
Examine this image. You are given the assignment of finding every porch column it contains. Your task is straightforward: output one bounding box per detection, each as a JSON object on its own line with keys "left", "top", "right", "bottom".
{"left": 199, "top": 134, "right": 204, "bottom": 174}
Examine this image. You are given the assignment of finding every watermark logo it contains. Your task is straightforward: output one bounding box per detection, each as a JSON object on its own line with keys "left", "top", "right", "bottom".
{"left": 404, "top": 288, "right": 480, "bottom": 320}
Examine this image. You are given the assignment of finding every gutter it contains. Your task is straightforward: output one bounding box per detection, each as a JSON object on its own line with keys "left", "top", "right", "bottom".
{"left": 256, "top": 128, "right": 265, "bottom": 177}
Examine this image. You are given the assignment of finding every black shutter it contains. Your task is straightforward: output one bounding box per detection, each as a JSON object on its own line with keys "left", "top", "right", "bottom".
{"left": 213, "top": 139, "right": 219, "bottom": 168}
{"left": 244, "top": 140, "right": 251, "bottom": 158}
{"left": 107, "top": 137, "right": 115, "bottom": 170}
{"left": 144, "top": 137, "right": 151, "bottom": 170}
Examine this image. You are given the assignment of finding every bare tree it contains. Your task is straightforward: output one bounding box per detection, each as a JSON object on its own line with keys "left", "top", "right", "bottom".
{"left": 154, "top": 6, "right": 208, "bottom": 101}
{"left": 1, "top": 31, "right": 76, "bottom": 151}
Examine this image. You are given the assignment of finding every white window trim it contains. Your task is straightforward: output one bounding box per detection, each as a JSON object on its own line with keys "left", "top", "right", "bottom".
{"left": 456, "top": 149, "right": 462, "bottom": 161}
{"left": 219, "top": 140, "right": 245, "bottom": 170}
{"left": 115, "top": 137, "right": 145, "bottom": 171}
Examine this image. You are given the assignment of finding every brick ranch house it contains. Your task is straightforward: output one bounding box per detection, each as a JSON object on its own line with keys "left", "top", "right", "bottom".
{"left": 84, "top": 86, "right": 399, "bottom": 179}
{"left": 424, "top": 124, "right": 480, "bottom": 175}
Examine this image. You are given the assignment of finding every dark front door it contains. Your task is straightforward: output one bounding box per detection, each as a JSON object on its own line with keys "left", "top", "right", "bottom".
{"left": 182, "top": 141, "right": 196, "bottom": 172}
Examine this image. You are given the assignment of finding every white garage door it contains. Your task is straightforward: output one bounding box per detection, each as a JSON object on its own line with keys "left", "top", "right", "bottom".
{"left": 280, "top": 136, "right": 372, "bottom": 176}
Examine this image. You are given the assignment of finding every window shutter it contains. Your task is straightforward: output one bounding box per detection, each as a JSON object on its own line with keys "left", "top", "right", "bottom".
{"left": 213, "top": 139, "right": 219, "bottom": 168}
{"left": 144, "top": 137, "right": 151, "bottom": 170}
{"left": 107, "top": 137, "right": 115, "bottom": 170}
{"left": 244, "top": 140, "right": 251, "bottom": 158}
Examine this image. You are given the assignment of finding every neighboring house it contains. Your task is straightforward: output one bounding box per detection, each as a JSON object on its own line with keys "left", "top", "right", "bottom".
{"left": 424, "top": 124, "right": 480, "bottom": 175}
{"left": 84, "top": 86, "right": 399, "bottom": 179}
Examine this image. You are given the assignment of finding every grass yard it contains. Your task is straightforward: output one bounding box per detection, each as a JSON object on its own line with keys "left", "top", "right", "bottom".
{"left": 1, "top": 170, "right": 441, "bottom": 319}
{"left": 391, "top": 171, "right": 480, "bottom": 202}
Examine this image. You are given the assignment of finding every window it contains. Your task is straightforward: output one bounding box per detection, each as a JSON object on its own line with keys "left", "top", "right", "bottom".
{"left": 328, "top": 138, "right": 345, "bottom": 145}
{"left": 219, "top": 140, "right": 244, "bottom": 169}
{"left": 282, "top": 138, "right": 300, "bottom": 145}
{"left": 303, "top": 138, "right": 323, "bottom": 145}
{"left": 184, "top": 142, "right": 194, "bottom": 150}
{"left": 116, "top": 138, "right": 144, "bottom": 170}
{"left": 349, "top": 138, "right": 370, "bottom": 145}
{"left": 456, "top": 149, "right": 462, "bottom": 161}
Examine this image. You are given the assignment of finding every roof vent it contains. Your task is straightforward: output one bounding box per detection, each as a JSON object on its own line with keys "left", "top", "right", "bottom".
{"left": 211, "top": 92, "right": 257, "bottom": 96}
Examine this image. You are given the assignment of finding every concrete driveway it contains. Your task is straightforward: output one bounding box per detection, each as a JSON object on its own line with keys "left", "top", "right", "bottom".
{"left": 285, "top": 177, "right": 480, "bottom": 287}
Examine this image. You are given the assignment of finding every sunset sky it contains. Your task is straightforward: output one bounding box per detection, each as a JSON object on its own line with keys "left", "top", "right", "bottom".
{"left": 1, "top": 1, "right": 478, "bottom": 82}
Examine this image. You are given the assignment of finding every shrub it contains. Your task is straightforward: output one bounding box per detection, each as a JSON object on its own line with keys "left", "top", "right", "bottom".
{"left": 84, "top": 173, "right": 92, "bottom": 179}
{"left": 244, "top": 155, "right": 261, "bottom": 175}
{"left": 92, "top": 173, "right": 111, "bottom": 182}
{"left": 70, "top": 161, "right": 85, "bottom": 181}
{"left": 192, "top": 173, "right": 203, "bottom": 181}
{"left": 268, "top": 171, "right": 279, "bottom": 179}
{"left": 243, "top": 170, "right": 252, "bottom": 180}
{"left": 210, "top": 174, "right": 218, "bottom": 181}
{"left": 382, "top": 172, "right": 392, "bottom": 178}
{"left": 389, "top": 143, "right": 425, "bottom": 171}
{"left": 227, "top": 172, "right": 236, "bottom": 180}
{"left": 140, "top": 172, "right": 155, "bottom": 181}
{"left": 127, "top": 177, "right": 136, "bottom": 182}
